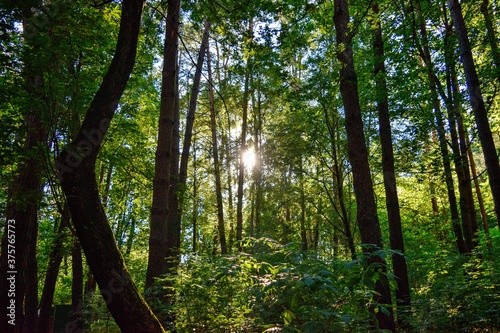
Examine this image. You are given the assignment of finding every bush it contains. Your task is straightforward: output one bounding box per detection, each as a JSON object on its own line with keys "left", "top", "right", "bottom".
{"left": 166, "top": 238, "right": 394, "bottom": 332}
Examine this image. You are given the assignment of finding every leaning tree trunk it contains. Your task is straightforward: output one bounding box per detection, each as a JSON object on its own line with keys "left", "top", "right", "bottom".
{"left": 371, "top": 1, "right": 412, "bottom": 326}
{"left": 55, "top": 0, "right": 165, "bottom": 331}
{"left": 333, "top": 0, "right": 395, "bottom": 331}
{"left": 448, "top": 0, "right": 500, "bottom": 227}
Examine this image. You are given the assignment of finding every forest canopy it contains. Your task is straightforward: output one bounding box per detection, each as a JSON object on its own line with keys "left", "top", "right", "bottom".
{"left": 0, "top": 0, "right": 499, "bottom": 332}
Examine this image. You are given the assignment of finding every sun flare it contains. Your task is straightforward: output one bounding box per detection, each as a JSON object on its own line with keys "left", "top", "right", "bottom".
{"left": 242, "top": 148, "right": 256, "bottom": 169}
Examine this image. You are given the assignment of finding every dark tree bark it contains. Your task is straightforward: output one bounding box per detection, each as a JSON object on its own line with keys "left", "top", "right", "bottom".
{"left": 146, "top": 0, "right": 181, "bottom": 289}
{"left": 207, "top": 25, "right": 228, "bottom": 254}
{"left": 444, "top": 15, "right": 479, "bottom": 251}
{"left": 371, "top": 1, "right": 412, "bottom": 325}
{"left": 333, "top": 0, "right": 395, "bottom": 331}
{"left": 0, "top": 16, "right": 46, "bottom": 333}
{"left": 166, "top": 75, "right": 181, "bottom": 274}
{"left": 55, "top": 0, "right": 165, "bottom": 331}
{"left": 448, "top": 0, "right": 500, "bottom": 226}
{"left": 171, "top": 18, "right": 211, "bottom": 254}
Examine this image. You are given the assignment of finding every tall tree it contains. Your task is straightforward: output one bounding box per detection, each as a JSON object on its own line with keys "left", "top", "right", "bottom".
{"left": 333, "top": 0, "right": 395, "bottom": 330}
{"left": 38, "top": 205, "right": 70, "bottom": 333}
{"left": 207, "top": 25, "right": 228, "bottom": 255}
{"left": 371, "top": 1, "right": 411, "bottom": 323}
{"left": 0, "top": 6, "right": 48, "bottom": 332}
{"left": 448, "top": 0, "right": 500, "bottom": 226}
{"left": 236, "top": 19, "right": 253, "bottom": 245}
{"left": 146, "top": 0, "right": 181, "bottom": 288}
{"left": 413, "top": 0, "right": 467, "bottom": 253}
{"left": 443, "top": 11, "right": 479, "bottom": 251}
{"left": 55, "top": 0, "right": 165, "bottom": 331}
{"left": 167, "top": 18, "right": 212, "bottom": 265}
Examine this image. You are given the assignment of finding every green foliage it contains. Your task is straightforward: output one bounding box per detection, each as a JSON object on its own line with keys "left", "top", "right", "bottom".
{"left": 409, "top": 229, "right": 500, "bottom": 332}
{"left": 142, "top": 238, "right": 397, "bottom": 332}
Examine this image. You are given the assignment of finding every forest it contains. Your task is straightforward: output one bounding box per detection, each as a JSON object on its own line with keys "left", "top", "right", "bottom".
{"left": 0, "top": 0, "right": 500, "bottom": 332}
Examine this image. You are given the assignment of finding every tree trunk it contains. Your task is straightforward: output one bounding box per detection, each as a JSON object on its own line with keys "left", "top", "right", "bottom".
{"left": 191, "top": 141, "right": 199, "bottom": 253}
{"left": 236, "top": 19, "right": 253, "bottom": 245}
{"left": 480, "top": 0, "right": 500, "bottom": 84}
{"left": 71, "top": 238, "right": 84, "bottom": 331}
{"left": 146, "top": 0, "right": 181, "bottom": 289}
{"left": 444, "top": 16, "right": 479, "bottom": 251}
{"left": 223, "top": 117, "right": 235, "bottom": 251}
{"left": 448, "top": 0, "right": 500, "bottom": 226}
{"left": 38, "top": 206, "right": 71, "bottom": 333}
{"left": 333, "top": 0, "right": 395, "bottom": 331}
{"left": 299, "top": 159, "right": 308, "bottom": 251}
{"left": 326, "top": 109, "right": 356, "bottom": 259}
{"left": 0, "top": 19, "right": 46, "bottom": 333}
{"left": 414, "top": 0, "right": 468, "bottom": 253}
{"left": 167, "top": 17, "right": 211, "bottom": 263}
{"left": 254, "top": 85, "right": 263, "bottom": 237}
{"left": 466, "top": 131, "right": 492, "bottom": 248}
{"left": 207, "top": 23, "right": 228, "bottom": 255}
{"left": 371, "top": 1, "right": 412, "bottom": 325}
{"left": 55, "top": 0, "right": 165, "bottom": 331}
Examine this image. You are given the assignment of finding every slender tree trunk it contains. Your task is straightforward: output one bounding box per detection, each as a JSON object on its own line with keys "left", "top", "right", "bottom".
{"left": 191, "top": 142, "right": 199, "bottom": 253}
{"left": 415, "top": 1, "right": 468, "bottom": 253}
{"left": 166, "top": 72, "right": 181, "bottom": 274}
{"left": 254, "top": 87, "right": 263, "bottom": 237}
{"left": 223, "top": 121, "right": 235, "bottom": 250}
{"left": 444, "top": 16, "right": 479, "bottom": 251}
{"left": 324, "top": 107, "right": 356, "bottom": 259}
{"left": 55, "top": 1, "right": 165, "bottom": 331}
{"left": 333, "top": 0, "right": 395, "bottom": 330}
{"left": 448, "top": 0, "right": 500, "bottom": 226}
{"left": 207, "top": 24, "right": 228, "bottom": 254}
{"left": 237, "top": 19, "right": 253, "bottom": 245}
{"left": 216, "top": 37, "right": 235, "bottom": 251}
{"left": 480, "top": 0, "right": 500, "bottom": 84}
{"left": 371, "top": 2, "right": 412, "bottom": 325}
{"left": 167, "top": 18, "right": 211, "bottom": 263}
{"left": 466, "top": 132, "right": 492, "bottom": 248}
{"left": 71, "top": 238, "right": 83, "bottom": 331}
{"left": 38, "top": 206, "right": 71, "bottom": 333}
{"left": 299, "top": 159, "right": 308, "bottom": 251}
{"left": 146, "top": 0, "right": 181, "bottom": 288}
